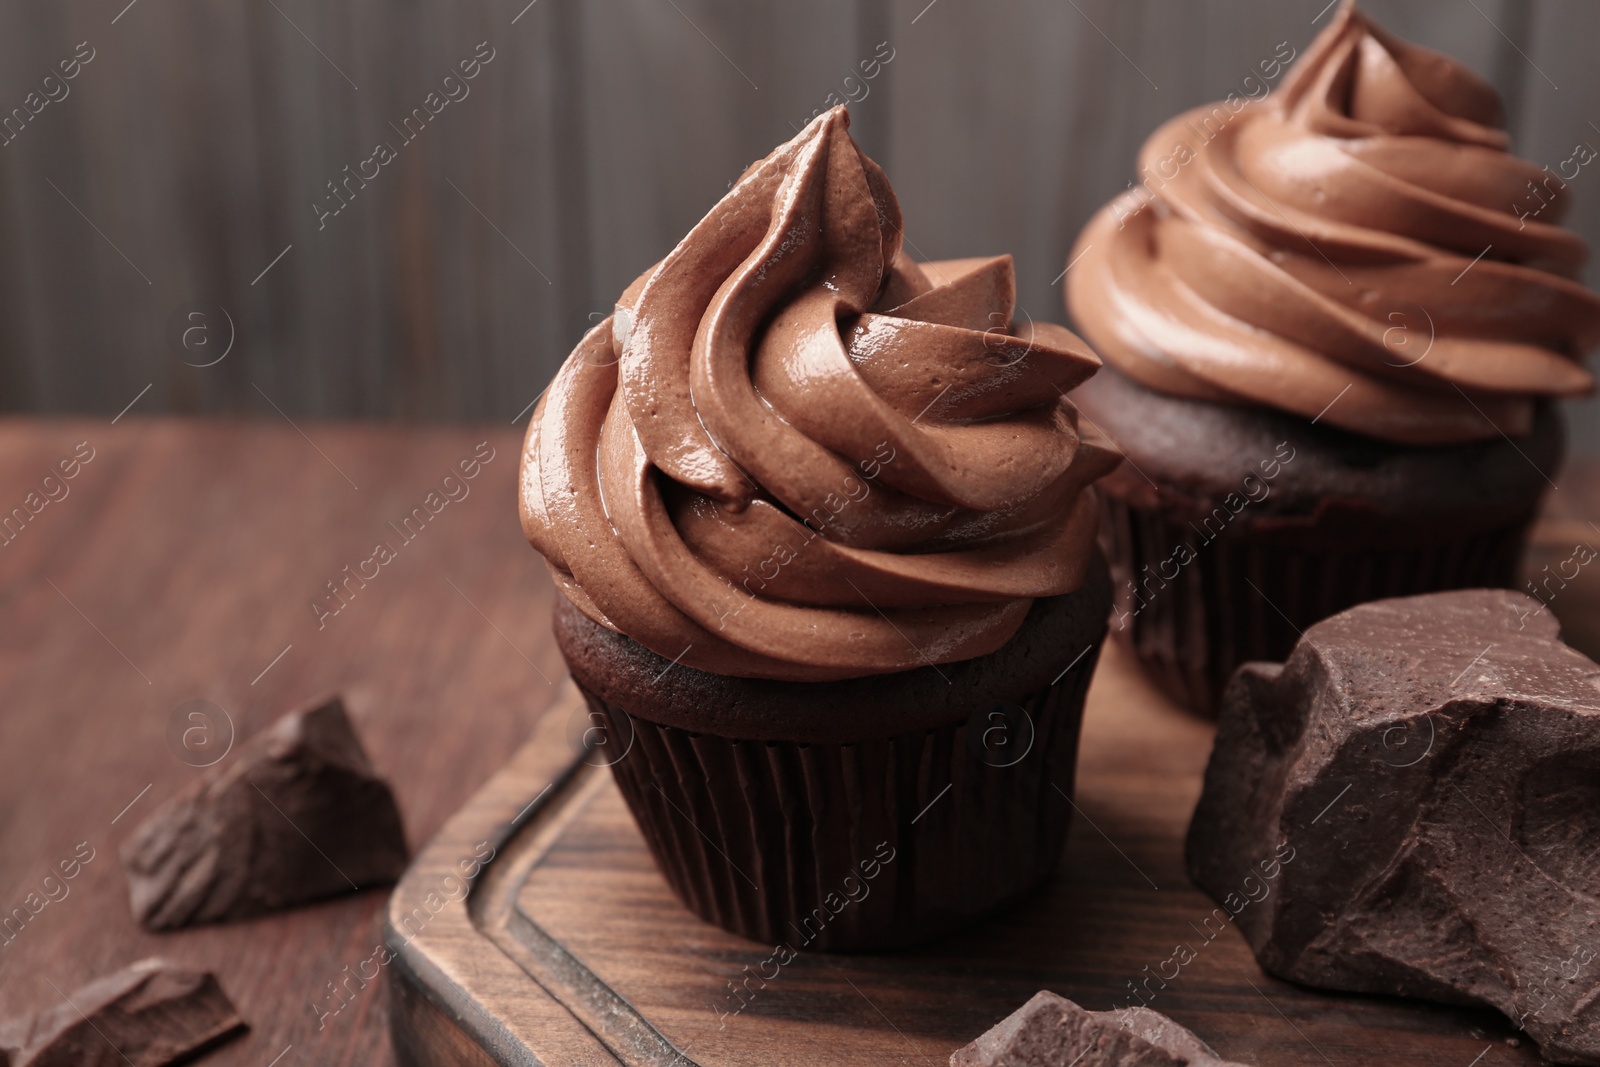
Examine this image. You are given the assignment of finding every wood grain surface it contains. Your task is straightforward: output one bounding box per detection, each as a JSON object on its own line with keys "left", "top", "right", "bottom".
{"left": 2, "top": 416, "right": 1598, "bottom": 1067}
{"left": 0, "top": 417, "right": 560, "bottom": 1067}
{"left": 2, "top": 0, "right": 1599, "bottom": 453}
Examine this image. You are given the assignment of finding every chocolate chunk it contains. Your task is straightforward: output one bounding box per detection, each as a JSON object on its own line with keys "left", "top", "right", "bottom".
{"left": 121, "top": 694, "right": 408, "bottom": 930}
{"left": 951, "top": 991, "right": 1248, "bottom": 1066}
{"left": 0, "top": 958, "right": 245, "bottom": 1066}
{"left": 1187, "top": 589, "right": 1600, "bottom": 1066}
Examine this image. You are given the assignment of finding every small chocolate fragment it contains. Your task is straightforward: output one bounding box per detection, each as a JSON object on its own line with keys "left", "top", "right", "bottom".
{"left": 951, "top": 991, "right": 1248, "bottom": 1066}
{"left": 121, "top": 694, "right": 408, "bottom": 930}
{"left": 1188, "top": 590, "right": 1600, "bottom": 1066}
{"left": 0, "top": 957, "right": 246, "bottom": 1066}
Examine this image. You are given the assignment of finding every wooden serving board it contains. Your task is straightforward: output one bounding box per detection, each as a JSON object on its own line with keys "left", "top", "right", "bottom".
{"left": 383, "top": 639, "right": 1545, "bottom": 1067}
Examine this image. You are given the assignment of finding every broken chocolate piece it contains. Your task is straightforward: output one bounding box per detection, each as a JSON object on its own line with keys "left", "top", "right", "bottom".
{"left": 951, "top": 991, "right": 1248, "bottom": 1066}
{"left": 0, "top": 957, "right": 245, "bottom": 1066}
{"left": 1187, "top": 589, "right": 1600, "bottom": 1066}
{"left": 121, "top": 694, "right": 408, "bottom": 930}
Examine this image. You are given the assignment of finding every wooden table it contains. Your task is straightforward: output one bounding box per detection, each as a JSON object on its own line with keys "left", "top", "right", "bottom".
{"left": 0, "top": 417, "right": 561, "bottom": 1067}
{"left": 2, "top": 416, "right": 1598, "bottom": 1067}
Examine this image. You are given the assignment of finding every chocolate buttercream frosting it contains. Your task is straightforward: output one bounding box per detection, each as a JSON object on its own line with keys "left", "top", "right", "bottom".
{"left": 1068, "top": 1, "right": 1600, "bottom": 445}
{"left": 522, "top": 107, "right": 1116, "bottom": 681}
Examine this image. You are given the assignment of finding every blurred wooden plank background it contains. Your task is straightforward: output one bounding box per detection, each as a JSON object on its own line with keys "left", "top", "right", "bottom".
{"left": 1, "top": 0, "right": 1597, "bottom": 451}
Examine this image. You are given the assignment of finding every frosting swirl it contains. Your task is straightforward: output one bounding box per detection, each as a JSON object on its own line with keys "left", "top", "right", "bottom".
{"left": 1068, "top": 2, "right": 1600, "bottom": 445}
{"left": 522, "top": 107, "right": 1116, "bottom": 681}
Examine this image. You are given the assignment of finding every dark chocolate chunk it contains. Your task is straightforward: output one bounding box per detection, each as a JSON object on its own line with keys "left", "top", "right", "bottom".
{"left": 1187, "top": 589, "right": 1600, "bottom": 1066}
{"left": 121, "top": 694, "right": 408, "bottom": 930}
{"left": 0, "top": 958, "right": 246, "bottom": 1066}
{"left": 951, "top": 991, "right": 1248, "bottom": 1066}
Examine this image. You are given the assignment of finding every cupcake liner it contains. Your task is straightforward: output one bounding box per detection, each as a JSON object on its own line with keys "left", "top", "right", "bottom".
{"left": 1101, "top": 494, "right": 1537, "bottom": 716}
{"left": 579, "top": 643, "right": 1100, "bottom": 952}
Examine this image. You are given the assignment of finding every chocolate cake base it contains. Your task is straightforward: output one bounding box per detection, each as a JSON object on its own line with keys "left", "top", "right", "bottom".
{"left": 1100, "top": 497, "right": 1533, "bottom": 715}
{"left": 553, "top": 556, "right": 1111, "bottom": 950}
{"left": 1074, "top": 367, "right": 1561, "bottom": 716}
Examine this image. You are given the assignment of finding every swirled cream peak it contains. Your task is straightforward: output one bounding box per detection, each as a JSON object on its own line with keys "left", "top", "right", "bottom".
{"left": 522, "top": 107, "right": 1116, "bottom": 681}
{"left": 1068, "top": 2, "right": 1600, "bottom": 445}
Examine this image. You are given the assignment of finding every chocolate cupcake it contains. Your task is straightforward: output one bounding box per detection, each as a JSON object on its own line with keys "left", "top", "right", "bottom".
{"left": 1065, "top": 3, "right": 1600, "bottom": 714}
{"left": 521, "top": 107, "right": 1119, "bottom": 949}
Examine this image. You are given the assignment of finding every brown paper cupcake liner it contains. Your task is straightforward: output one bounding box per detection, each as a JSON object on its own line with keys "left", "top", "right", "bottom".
{"left": 577, "top": 645, "right": 1100, "bottom": 952}
{"left": 1100, "top": 495, "right": 1536, "bottom": 716}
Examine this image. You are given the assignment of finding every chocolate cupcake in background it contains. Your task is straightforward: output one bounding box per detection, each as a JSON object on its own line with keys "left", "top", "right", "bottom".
{"left": 1065, "top": 2, "right": 1600, "bottom": 715}
{"left": 522, "top": 107, "right": 1120, "bottom": 950}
